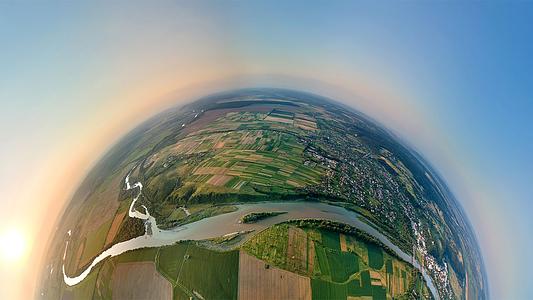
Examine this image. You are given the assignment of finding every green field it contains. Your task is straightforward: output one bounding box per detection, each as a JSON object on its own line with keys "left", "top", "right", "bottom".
{"left": 312, "top": 231, "right": 362, "bottom": 291}
{"left": 64, "top": 264, "right": 101, "bottom": 300}
{"left": 154, "top": 242, "right": 239, "bottom": 300}
{"left": 311, "top": 271, "right": 386, "bottom": 300}
{"left": 178, "top": 244, "right": 239, "bottom": 300}
{"left": 368, "top": 243, "right": 384, "bottom": 270}
{"left": 326, "top": 248, "right": 359, "bottom": 282}
{"left": 78, "top": 219, "right": 113, "bottom": 270}
{"left": 311, "top": 279, "right": 347, "bottom": 300}
{"left": 242, "top": 222, "right": 428, "bottom": 300}
{"left": 156, "top": 243, "right": 189, "bottom": 281}
{"left": 321, "top": 231, "right": 341, "bottom": 251}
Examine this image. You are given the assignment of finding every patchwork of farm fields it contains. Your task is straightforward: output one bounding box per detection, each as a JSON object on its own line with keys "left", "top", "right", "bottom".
{"left": 189, "top": 146, "right": 323, "bottom": 191}
{"left": 143, "top": 110, "right": 325, "bottom": 202}
{"left": 61, "top": 203, "right": 431, "bottom": 300}
{"left": 65, "top": 221, "right": 430, "bottom": 300}
{"left": 45, "top": 92, "right": 479, "bottom": 300}
{"left": 60, "top": 109, "right": 429, "bottom": 299}
{"left": 242, "top": 223, "right": 428, "bottom": 300}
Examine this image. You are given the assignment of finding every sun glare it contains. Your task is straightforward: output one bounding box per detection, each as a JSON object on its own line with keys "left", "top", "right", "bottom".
{"left": 0, "top": 228, "right": 28, "bottom": 262}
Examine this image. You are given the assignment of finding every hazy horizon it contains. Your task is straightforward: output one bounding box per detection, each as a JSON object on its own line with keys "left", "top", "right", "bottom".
{"left": 1, "top": 1, "right": 532, "bottom": 299}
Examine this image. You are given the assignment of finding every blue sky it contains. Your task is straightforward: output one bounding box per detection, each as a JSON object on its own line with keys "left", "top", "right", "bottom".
{"left": 1, "top": 1, "right": 532, "bottom": 299}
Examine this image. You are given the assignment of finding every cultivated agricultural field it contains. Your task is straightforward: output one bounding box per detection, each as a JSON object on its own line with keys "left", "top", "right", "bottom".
{"left": 63, "top": 166, "right": 135, "bottom": 276}
{"left": 238, "top": 251, "right": 312, "bottom": 300}
{"left": 64, "top": 223, "right": 430, "bottom": 300}
{"left": 52, "top": 95, "right": 445, "bottom": 300}
{"left": 136, "top": 107, "right": 326, "bottom": 227}
{"left": 71, "top": 242, "right": 239, "bottom": 300}
{"left": 143, "top": 108, "right": 324, "bottom": 203}
{"left": 242, "top": 223, "right": 430, "bottom": 300}
{"left": 156, "top": 243, "right": 239, "bottom": 300}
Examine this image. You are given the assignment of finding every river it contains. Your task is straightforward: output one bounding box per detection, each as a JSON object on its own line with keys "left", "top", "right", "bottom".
{"left": 62, "top": 175, "right": 439, "bottom": 299}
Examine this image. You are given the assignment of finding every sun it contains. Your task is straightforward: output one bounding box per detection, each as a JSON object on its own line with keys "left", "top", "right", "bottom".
{"left": 0, "top": 228, "right": 28, "bottom": 262}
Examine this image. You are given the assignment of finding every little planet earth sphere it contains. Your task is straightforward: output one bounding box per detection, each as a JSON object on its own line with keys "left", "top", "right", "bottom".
{"left": 38, "top": 89, "right": 488, "bottom": 300}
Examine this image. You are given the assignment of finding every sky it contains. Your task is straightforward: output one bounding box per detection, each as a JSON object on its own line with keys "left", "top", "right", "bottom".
{"left": 1, "top": 1, "right": 532, "bottom": 299}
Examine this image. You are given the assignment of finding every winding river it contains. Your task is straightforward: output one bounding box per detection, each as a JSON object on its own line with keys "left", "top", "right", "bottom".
{"left": 62, "top": 175, "right": 439, "bottom": 299}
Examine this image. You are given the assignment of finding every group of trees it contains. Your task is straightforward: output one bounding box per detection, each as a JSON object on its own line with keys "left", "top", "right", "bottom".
{"left": 113, "top": 217, "right": 145, "bottom": 244}
{"left": 240, "top": 211, "right": 287, "bottom": 223}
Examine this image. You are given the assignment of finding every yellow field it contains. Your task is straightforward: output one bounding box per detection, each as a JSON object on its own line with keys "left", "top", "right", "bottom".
{"left": 105, "top": 211, "right": 126, "bottom": 247}
{"left": 206, "top": 174, "right": 233, "bottom": 186}
{"left": 265, "top": 115, "right": 294, "bottom": 124}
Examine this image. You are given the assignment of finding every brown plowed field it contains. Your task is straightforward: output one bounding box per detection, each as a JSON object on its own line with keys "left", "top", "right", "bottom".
{"left": 111, "top": 262, "right": 172, "bottom": 300}
{"left": 238, "top": 251, "right": 311, "bottom": 300}
{"left": 287, "top": 226, "right": 308, "bottom": 274}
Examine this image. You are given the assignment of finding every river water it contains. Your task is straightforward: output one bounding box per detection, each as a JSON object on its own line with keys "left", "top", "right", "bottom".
{"left": 62, "top": 175, "right": 439, "bottom": 299}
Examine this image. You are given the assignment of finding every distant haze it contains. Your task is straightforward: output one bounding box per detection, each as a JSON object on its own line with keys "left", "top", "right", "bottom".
{"left": 1, "top": 2, "right": 532, "bottom": 299}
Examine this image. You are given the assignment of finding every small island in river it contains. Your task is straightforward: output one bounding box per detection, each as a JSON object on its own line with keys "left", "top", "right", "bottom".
{"left": 240, "top": 211, "right": 288, "bottom": 223}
